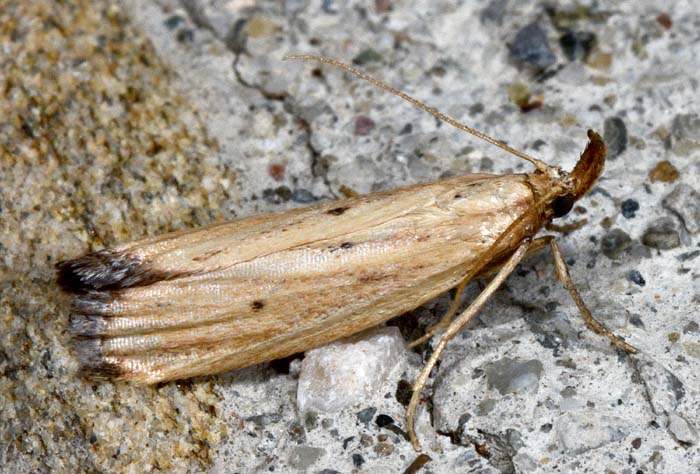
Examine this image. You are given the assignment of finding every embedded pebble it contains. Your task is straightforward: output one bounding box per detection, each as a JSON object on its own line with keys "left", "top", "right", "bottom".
{"left": 288, "top": 446, "right": 326, "bottom": 471}
{"left": 480, "top": 0, "right": 508, "bottom": 25}
{"left": 354, "top": 115, "right": 376, "bottom": 136}
{"left": 649, "top": 160, "right": 679, "bottom": 183}
{"left": 509, "top": 23, "right": 556, "bottom": 69}
{"left": 626, "top": 270, "right": 646, "bottom": 286}
{"left": 677, "top": 249, "right": 700, "bottom": 261}
{"left": 291, "top": 188, "right": 317, "bottom": 203}
{"left": 556, "top": 411, "right": 627, "bottom": 455}
{"left": 603, "top": 117, "right": 628, "bottom": 160}
{"left": 525, "top": 309, "right": 578, "bottom": 351}
{"left": 667, "top": 413, "right": 698, "bottom": 445}
{"left": 601, "top": 228, "right": 632, "bottom": 259}
{"left": 296, "top": 327, "right": 407, "bottom": 413}
{"left": 559, "top": 30, "right": 596, "bottom": 61}
{"left": 635, "top": 357, "right": 685, "bottom": 415}
{"left": 356, "top": 407, "right": 377, "bottom": 427}
{"left": 671, "top": 113, "right": 700, "bottom": 153}
{"left": 642, "top": 218, "right": 681, "bottom": 250}
{"left": 621, "top": 198, "right": 640, "bottom": 218}
{"left": 662, "top": 184, "right": 700, "bottom": 233}
{"left": 485, "top": 357, "right": 543, "bottom": 395}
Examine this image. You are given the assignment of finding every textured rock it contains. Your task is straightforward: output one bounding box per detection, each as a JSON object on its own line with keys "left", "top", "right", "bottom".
{"left": 296, "top": 327, "right": 408, "bottom": 413}
{"left": 509, "top": 23, "right": 556, "bottom": 69}
{"left": 663, "top": 184, "right": 700, "bottom": 233}
{"left": 642, "top": 217, "right": 681, "bottom": 249}
{"left": 555, "top": 411, "right": 627, "bottom": 455}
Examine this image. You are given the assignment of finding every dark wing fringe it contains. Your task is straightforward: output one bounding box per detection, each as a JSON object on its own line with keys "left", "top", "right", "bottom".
{"left": 73, "top": 338, "right": 126, "bottom": 379}
{"left": 71, "top": 290, "right": 113, "bottom": 314}
{"left": 69, "top": 314, "right": 105, "bottom": 338}
{"left": 56, "top": 250, "right": 175, "bottom": 293}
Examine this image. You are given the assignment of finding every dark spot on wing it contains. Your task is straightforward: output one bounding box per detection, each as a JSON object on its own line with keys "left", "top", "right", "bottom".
{"left": 251, "top": 300, "right": 265, "bottom": 311}
{"left": 329, "top": 242, "right": 354, "bottom": 252}
{"left": 192, "top": 249, "right": 224, "bottom": 262}
{"left": 358, "top": 273, "right": 386, "bottom": 283}
{"left": 327, "top": 206, "right": 350, "bottom": 216}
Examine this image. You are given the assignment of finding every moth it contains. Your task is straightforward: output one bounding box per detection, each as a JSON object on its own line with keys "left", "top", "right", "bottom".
{"left": 57, "top": 55, "right": 636, "bottom": 450}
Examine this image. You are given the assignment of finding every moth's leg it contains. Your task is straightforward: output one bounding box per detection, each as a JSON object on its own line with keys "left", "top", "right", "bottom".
{"left": 409, "top": 278, "right": 469, "bottom": 348}
{"left": 409, "top": 238, "right": 553, "bottom": 348}
{"left": 547, "top": 237, "right": 638, "bottom": 354}
{"left": 407, "top": 240, "right": 532, "bottom": 451}
{"left": 545, "top": 219, "right": 587, "bottom": 233}
{"left": 339, "top": 185, "right": 360, "bottom": 198}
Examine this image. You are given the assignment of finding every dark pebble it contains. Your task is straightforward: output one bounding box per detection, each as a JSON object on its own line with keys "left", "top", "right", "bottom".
{"left": 175, "top": 29, "right": 194, "bottom": 43}
{"left": 642, "top": 218, "right": 680, "bottom": 250}
{"left": 626, "top": 270, "right": 646, "bottom": 286}
{"left": 683, "top": 321, "right": 699, "bottom": 334}
{"left": 540, "top": 423, "right": 553, "bottom": 433}
{"left": 629, "top": 314, "right": 645, "bottom": 328}
{"left": 601, "top": 228, "right": 632, "bottom": 259}
{"left": 352, "top": 453, "right": 364, "bottom": 467}
{"left": 603, "top": 117, "right": 627, "bottom": 160}
{"left": 480, "top": 0, "right": 508, "bottom": 25}
{"left": 375, "top": 414, "right": 394, "bottom": 427}
{"left": 262, "top": 186, "right": 293, "bottom": 204}
{"left": 559, "top": 30, "right": 596, "bottom": 61}
{"left": 305, "top": 412, "right": 318, "bottom": 430}
{"left": 631, "top": 437, "right": 642, "bottom": 449}
{"left": 245, "top": 413, "right": 282, "bottom": 427}
{"left": 395, "top": 379, "right": 413, "bottom": 406}
{"left": 291, "top": 188, "right": 317, "bottom": 203}
{"left": 357, "top": 407, "right": 376, "bottom": 426}
{"left": 354, "top": 115, "right": 376, "bottom": 136}
{"left": 621, "top": 199, "right": 640, "bottom": 218}
{"left": 509, "top": 23, "right": 556, "bottom": 69}
{"left": 164, "top": 15, "right": 183, "bottom": 30}
{"left": 677, "top": 249, "right": 700, "bottom": 261}
{"left": 342, "top": 436, "right": 354, "bottom": 450}
{"left": 352, "top": 48, "right": 383, "bottom": 65}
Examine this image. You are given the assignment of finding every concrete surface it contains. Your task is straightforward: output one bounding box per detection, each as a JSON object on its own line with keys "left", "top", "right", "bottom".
{"left": 1, "top": 0, "right": 698, "bottom": 473}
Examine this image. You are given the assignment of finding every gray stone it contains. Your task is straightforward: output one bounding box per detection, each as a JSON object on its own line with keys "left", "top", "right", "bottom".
{"left": 556, "top": 411, "right": 627, "bottom": 455}
{"left": 603, "top": 117, "right": 628, "bottom": 160}
{"left": 671, "top": 113, "right": 700, "bottom": 153}
{"left": 663, "top": 184, "right": 700, "bottom": 233}
{"left": 509, "top": 23, "right": 556, "bottom": 69}
{"left": 634, "top": 357, "right": 685, "bottom": 415}
{"left": 601, "top": 228, "right": 633, "bottom": 259}
{"left": 642, "top": 218, "right": 681, "bottom": 249}
{"left": 288, "top": 446, "right": 326, "bottom": 471}
{"left": 668, "top": 413, "right": 698, "bottom": 445}
{"left": 480, "top": 0, "right": 508, "bottom": 25}
{"left": 485, "top": 358, "right": 543, "bottom": 395}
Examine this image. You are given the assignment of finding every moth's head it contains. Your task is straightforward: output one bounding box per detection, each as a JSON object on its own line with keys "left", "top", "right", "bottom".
{"left": 546, "top": 130, "right": 606, "bottom": 220}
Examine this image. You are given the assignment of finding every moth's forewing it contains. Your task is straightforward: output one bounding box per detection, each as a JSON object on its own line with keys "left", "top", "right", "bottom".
{"left": 61, "top": 173, "right": 546, "bottom": 383}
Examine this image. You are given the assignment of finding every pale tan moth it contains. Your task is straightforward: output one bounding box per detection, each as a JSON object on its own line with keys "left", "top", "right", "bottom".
{"left": 57, "top": 55, "right": 637, "bottom": 450}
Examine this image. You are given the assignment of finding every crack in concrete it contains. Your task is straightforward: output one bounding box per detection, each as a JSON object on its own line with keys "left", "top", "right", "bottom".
{"left": 176, "top": 2, "right": 334, "bottom": 198}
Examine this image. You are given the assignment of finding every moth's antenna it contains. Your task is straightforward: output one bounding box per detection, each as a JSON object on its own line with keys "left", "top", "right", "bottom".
{"left": 284, "top": 54, "right": 551, "bottom": 173}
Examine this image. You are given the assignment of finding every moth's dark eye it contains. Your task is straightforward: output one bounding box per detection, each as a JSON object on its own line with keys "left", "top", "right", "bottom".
{"left": 551, "top": 194, "right": 575, "bottom": 218}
